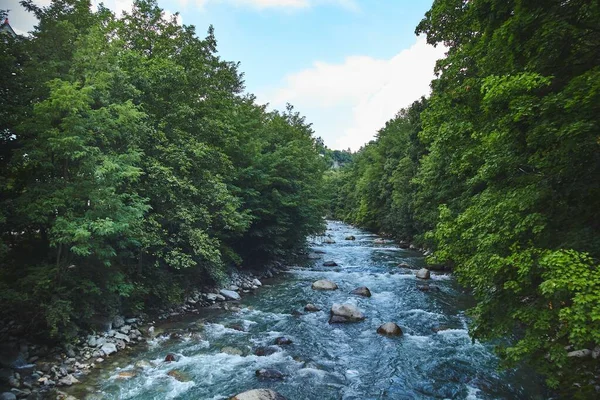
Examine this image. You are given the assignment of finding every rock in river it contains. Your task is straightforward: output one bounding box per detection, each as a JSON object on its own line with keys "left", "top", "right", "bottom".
{"left": 345, "top": 235, "right": 356, "bottom": 240}
{"left": 329, "top": 303, "right": 365, "bottom": 323}
{"left": 274, "top": 337, "right": 292, "bottom": 345}
{"left": 254, "top": 346, "right": 279, "bottom": 356}
{"left": 255, "top": 368, "right": 284, "bottom": 380}
{"left": 311, "top": 280, "right": 338, "bottom": 290}
{"left": 230, "top": 389, "right": 287, "bottom": 400}
{"left": 350, "top": 286, "right": 371, "bottom": 297}
{"left": 220, "top": 289, "right": 241, "bottom": 301}
{"left": 322, "top": 261, "right": 338, "bottom": 267}
{"left": 416, "top": 268, "right": 431, "bottom": 280}
{"left": 377, "top": 322, "right": 403, "bottom": 336}
{"left": 322, "top": 237, "right": 336, "bottom": 244}
{"left": 304, "top": 303, "right": 321, "bottom": 312}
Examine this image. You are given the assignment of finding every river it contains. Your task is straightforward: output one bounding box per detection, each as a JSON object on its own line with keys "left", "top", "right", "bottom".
{"left": 75, "top": 221, "right": 546, "bottom": 399}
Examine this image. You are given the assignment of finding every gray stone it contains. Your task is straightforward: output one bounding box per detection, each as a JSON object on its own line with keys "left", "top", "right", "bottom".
{"left": 87, "top": 336, "right": 97, "bottom": 347}
{"left": 322, "top": 237, "right": 336, "bottom": 244}
{"left": 322, "top": 261, "right": 338, "bottom": 267}
{"left": 329, "top": 303, "right": 365, "bottom": 323}
{"left": 112, "top": 315, "right": 125, "bottom": 329}
{"left": 229, "top": 285, "right": 240, "bottom": 291}
{"left": 231, "top": 389, "right": 287, "bottom": 400}
{"left": 350, "top": 286, "right": 371, "bottom": 297}
{"left": 219, "top": 289, "right": 241, "bottom": 301}
{"left": 58, "top": 374, "right": 79, "bottom": 386}
{"left": 416, "top": 268, "right": 431, "bottom": 280}
{"left": 119, "top": 325, "right": 131, "bottom": 334}
{"left": 215, "top": 294, "right": 226, "bottom": 302}
{"left": 311, "top": 280, "right": 338, "bottom": 290}
{"left": 274, "top": 337, "right": 292, "bottom": 345}
{"left": 100, "top": 343, "right": 117, "bottom": 356}
{"left": 377, "top": 322, "right": 403, "bottom": 336}
{"left": 252, "top": 279, "right": 262, "bottom": 287}
{"left": 206, "top": 293, "right": 218, "bottom": 301}
{"left": 567, "top": 349, "right": 592, "bottom": 358}
{"left": 113, "top": 332, "right": 130, "bottom": 343}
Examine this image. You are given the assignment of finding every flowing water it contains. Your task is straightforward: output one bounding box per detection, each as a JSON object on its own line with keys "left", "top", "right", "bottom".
{"left": 78, "top": 221, "right": 546, "bottom": 399}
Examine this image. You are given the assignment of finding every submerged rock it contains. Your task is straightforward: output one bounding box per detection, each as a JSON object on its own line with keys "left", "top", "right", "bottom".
{"left": 377, "top": 322, "right": 403, "bottom": 336}
{"left": 329, "top": 303, "right": 365, "bottom": 323}
{"left": 311, "top": 280, "right": 338, "bottom": 290}
{"left": 221, "top": 347, "right": 244, "bottom": 356}
{"left": 255, "top": 368, "right": 284, "bottom": 380}
{"left": 416, "top": 268, "right": 431, "bottom": 280}
{"left": 167, "top": 369, "right": 191, "bottom": 382}
{"left": 322, "top": 261, "right": 338, "bottom": 267}
{"left": 230, "top": 389, "right": 287, "bottom": 400}
{"left": 345, "top": 236, "right": 356, "bottom": 240}
{"left": 322, "top": 237, "right": 336, "bottom": 244}
{"left": 350, "top": 286, "right": 371, "bottom": 297}
{"left": 253, "top": 346, "right": 279, "bottom": 356}
{"left": 164, "top": 353, "right": 177, "bottom": 362}
{"left": 304, "top": 303, "right": 321, "bottom": 312}
{"left": 116, "top": 371, "right": 136, "bottom": 380}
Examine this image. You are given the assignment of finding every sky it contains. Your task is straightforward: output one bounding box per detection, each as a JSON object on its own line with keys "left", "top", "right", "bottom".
{"left": 3, "top": 0, "right": 446, "bottom": 151}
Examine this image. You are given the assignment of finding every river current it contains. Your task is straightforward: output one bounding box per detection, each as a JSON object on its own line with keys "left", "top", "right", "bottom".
{"left": 79, "top": 221, "right": 546, "bottom": 399}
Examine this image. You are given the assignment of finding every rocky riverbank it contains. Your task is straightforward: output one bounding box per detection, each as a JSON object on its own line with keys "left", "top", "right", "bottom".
{"left": 0, "top": 264, "right": 288, "bottom": 400}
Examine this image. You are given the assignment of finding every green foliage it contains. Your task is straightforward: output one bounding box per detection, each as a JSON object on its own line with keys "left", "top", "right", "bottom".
{"left": 327, "top": 0, "right": 600, "bottom": 395}
{"left": 0, "top": 0, "right": 325, "bottom": 340}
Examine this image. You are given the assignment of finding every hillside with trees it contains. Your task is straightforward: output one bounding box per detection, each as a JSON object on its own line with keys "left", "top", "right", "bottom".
{"left": 0, "top": 0, "right": 326, "bottom": 340}
{"left": 325, "top": 0, "right": 600, "bottom": 397}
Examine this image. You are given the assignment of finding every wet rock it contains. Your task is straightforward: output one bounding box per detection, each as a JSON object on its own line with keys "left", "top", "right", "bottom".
{"left": 322, "top": 238, "right": 336, "bottom": 244}
{"left": 432, "top": 326, "right": 450, "bottom": 333}
{"left": 274, "top": 337, "right": 292, "bottom": 345}
{"left": 397, "top": 262, "right": 411, "bottom": 268}
{"left": 113, "top": 332, "right": 130, "bottom": 342}
{"left": 167, "top": 369, "right": 191, "bottom": 382}
{"left": 227, "top": 323, "right": 246, "bottom": 332}
{"left": 345, "top": 235, "right": 356, "bottom": 240}
{"left": 87, "top": 336, "right": 97, "bottom": 347}
{"left": 206, "top": 293, "right": 218, "bottom": 302}
{"left": 221, "top": 347, "right": 244, "bottom": 356}
{"left": 311, "top": 280, "right": 338, "bottom": 290}
{"left": 252, "top": 278, "right": 262, "bottom": 287}
{"left": 304, "top": 303, "right": 321, "bottom": 312}
{"left": 253, "top": 346, "right": 279, "bottom": 356}
{"left": 116, "top": 371, "right": 136, "bottom": 379}
{"left": 229, "top": 285, "right": 240, "bottom": 291}
{"left": 58, "top": 374, "right": 79, "bottom": 386}
{"left": 373, "top": 238, "right": 386, "bottom": 244}
{"left": 230, "top": 389, "right": 287, "bottom": 400}
{"left": 350, "top": 286, "right": 371, "bottom": 297}
{"left": 307, "top": 253, "right": 322, "bottom": 260}
{"left": 100, "top": 343, "right": 117, "bottom": 356}
{"left": 377, "top": 322, "right": 403, "bottom": 336}
{"left": 255, "top": 368, "right": 284, "bottom": 380}
{"left": 0, "top": 393, "right": 16, "bottom": 400}
{"left": 164, "top": 353, "right": 177, "bottom": 362}
{"left": 120, "top": 325, "right": 131, "bottom": 334}
{"left": 416, "top": 268, "right": 431, "bottom": 280}
{"left": 329, "top": 303, "right": 365, "bottom": 323}
{"left": 322, "top": 261, "right": 338, "bottom": 267}
{"left": 220, "top": 289, "right": 241, "bottom": 301}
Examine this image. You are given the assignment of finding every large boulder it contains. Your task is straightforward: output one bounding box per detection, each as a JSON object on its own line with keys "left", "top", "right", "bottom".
{"left": 377, "top": 322, "right": 403, "bottom": 336}
{"left": 322, "top": 261, "right": 338, "bottom": 267}
{"left": 416, "top": 268, "right": 431, "bottom": 280}
{"left": 220, "top": 289, "right": 241, "bottom": 301}
{"left": 350, "top": 286, "right": 371, "bottom": 297}
{"left": 230, "top": 389, "right": 287, "bottom": 400}
{"left": 311, "top": 280, "right": 338, "bottom": 290}
{"left": 329, "top": 303, "right": 365, "bottom": 323}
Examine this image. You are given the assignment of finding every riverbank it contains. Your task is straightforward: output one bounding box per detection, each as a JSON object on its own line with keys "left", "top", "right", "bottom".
{"left": 0, "top": 263, "right": 290, "bottom": 400}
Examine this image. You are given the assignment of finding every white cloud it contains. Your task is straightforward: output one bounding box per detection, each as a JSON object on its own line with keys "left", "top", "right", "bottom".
{"left": 259, "top": 36, "right": 446, "bottom": 151}
{"left": 193, "top": 0, "right": 357, "bottom": 11}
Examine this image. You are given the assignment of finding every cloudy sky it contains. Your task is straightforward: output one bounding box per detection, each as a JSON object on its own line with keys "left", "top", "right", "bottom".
{"left": 3, "top": 0, "right": 446, "bottom": 151}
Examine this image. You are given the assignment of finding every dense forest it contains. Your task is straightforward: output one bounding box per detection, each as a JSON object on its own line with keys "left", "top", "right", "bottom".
{"left": 325, "top": 0, "right": 600, "bottom": 397}
{"left": 0, "top": 0, "right": 327, "bottom": 340}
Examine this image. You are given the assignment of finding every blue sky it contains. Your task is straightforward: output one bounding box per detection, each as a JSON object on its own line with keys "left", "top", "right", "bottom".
{"left": 5, "top": 0, "right": 445, "bottom": 150}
